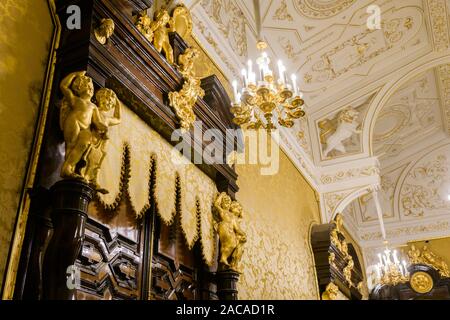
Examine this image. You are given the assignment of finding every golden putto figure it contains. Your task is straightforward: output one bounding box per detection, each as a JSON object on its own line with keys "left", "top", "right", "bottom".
{"left": 59, "top": 71, "right": 121, "bottom": 192}
{"left": 136, "top": 9, "right": 174, "bottom": 64}
{"left": 83, "top": 88, "right": 121, "bottom": 192}
{"left": 214, "top": 192, "right": 246, "bottom": 272}
{"left": 94, "top": 18, "right": 115, "bottom": 45}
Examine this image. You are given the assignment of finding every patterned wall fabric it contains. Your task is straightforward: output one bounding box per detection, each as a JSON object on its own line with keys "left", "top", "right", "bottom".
{"left": 0, "top": 0, "right": 53, "bottom": 289}
{"left": 96, "top": 106, "right": 218, "bottom": 265}
{"left": 236, "top": 148, "right": 321, "bottom": 299}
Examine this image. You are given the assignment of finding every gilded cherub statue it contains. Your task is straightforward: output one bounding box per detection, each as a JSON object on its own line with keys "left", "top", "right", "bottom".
{"left": 82, "top": 88, "right": 121, "bottom": 192}
{"left": 214, "top": 192, "right": 247, "bottom": 272}
{"left": 151, "top": 9, "right": 174, "bottom": 64}
{"left": 136, "top": 9, "right": 174, "bottom": 64}
{"left": 59, "top": 71, "right": 106, "bottom": 180}
{"left": 94, "top": 18, "right": 115, "bottom": 45}
{"left": 319, "top": 107, "right": 361, "bottom": 157}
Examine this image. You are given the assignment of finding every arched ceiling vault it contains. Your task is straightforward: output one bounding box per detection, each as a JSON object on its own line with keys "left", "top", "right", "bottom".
{"left": 172, "top": 0, "right": 450, "bottom": 257}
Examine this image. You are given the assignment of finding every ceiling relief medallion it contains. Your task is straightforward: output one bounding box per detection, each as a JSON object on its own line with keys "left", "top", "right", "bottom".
{"left": 373, "top": 107, "right": 411, "bottom": 144}
{"left": 319, "top": 106, "right": 362, "bottom": 159}
{"left": 294, "top": 0, "right": 357, "bottom": 19}
{"left": 400, "top": 145, "right": 450, "bottom": 218}
{"left": 301, "top": 14, "right": 418, "bottom": 88}
{"left": 317, "top": 93, "right": 374, "bottom": 160}
{"left": 200, "top": 0, "right": 248, "bottom": 58}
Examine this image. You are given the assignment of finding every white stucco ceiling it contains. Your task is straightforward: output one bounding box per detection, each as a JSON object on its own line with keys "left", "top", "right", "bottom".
{"left": 182, "top": 0, "right": 450, "bottom": 264}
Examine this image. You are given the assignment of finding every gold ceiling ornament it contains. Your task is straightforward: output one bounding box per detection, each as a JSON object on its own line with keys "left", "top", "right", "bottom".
{"left": 407, "top": 245, "right": 450, "bottom": 278}
{"left": 169, "top": 47, "right": 205, "bottom": 130}
{"left": 230, "top": 41, "right": 306, "bottom": 132}
{"left": 135, "top": 4, "right": 193, "bottom": 65}
{"left": 213, "top": 192, "right": 247, "bottom": 273}
{"left": 59, "top": 71, "right": 121, "bottom": 193}
{"left": 410, "top": 271, "right": 434, "bottom": 294}
{"left": 94, "top": 18, "right": 115, "bottom": 45}
{"left": 321, "top": 282, "right": 339, "bottom": 300}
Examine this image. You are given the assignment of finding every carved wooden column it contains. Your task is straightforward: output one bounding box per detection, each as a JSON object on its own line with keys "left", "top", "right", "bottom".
{"left": 216, "top": 270, "right": 240, "bottom": 300}
{"left": 14, "top": 187, "right": 53, "bottom": 300}
{"left": 42, "top": 180, "right": 94, "bottom": 300}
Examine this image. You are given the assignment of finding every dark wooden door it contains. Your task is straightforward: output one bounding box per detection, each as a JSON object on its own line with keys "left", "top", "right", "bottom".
{"left": 75, "top": 195, "right": 204, "bottom": 300}
{"left": 75, "top": 197, "right": 149, "bottom": 300}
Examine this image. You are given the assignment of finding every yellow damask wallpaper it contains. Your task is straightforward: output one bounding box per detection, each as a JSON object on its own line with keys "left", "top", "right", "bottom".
{"left": 0, "top": 0, "right": 53, "bottom": 288}
{"left": 235, "top": 147, "right": 321, "bottom": 300}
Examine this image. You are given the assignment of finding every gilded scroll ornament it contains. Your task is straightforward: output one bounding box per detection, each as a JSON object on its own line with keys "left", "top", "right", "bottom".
{"left": 214, "top": 192, "right": 246, "bottom": 272}
{"left": 170, "top": 5, "right": 193, "bottom": 39}
{"left": 343, "top": 257, "right": 354, "bottom": 286}
{"left": 407, "top": 245, "right": 450, "bottom": 278}
{"left": 59, "top": 71, "right": 120, "bottom": 193}
{"left": 321, "top": 282, "right": 339, "bottom": 300}
{"left": 94, "top": 18, "right": 115, "bottom": 45}
{"left": 169, "top": 47, "right": 205, "bottom": 130}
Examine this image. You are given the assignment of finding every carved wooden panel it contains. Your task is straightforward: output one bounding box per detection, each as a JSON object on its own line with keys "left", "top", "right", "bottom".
{"left": 75, "top": 198, "right": 145, "bottom": 300}
{"left": 311, "top": 222, "right": 363, "bottom": 299}
{"left": 150, "top": 215, "right": 198, "bottom": 300}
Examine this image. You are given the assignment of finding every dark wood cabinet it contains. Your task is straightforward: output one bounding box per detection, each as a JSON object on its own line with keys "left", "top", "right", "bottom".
{"left": 15, "top": 0, "right": 236, "bottom": 300}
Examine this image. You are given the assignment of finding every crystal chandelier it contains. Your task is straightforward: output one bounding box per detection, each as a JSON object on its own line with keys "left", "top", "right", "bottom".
{"left": 230, "top": 41, "right": 306, "bottom": 131}
{"left": 374, "top": 245, "right": 410, "bottom": 286}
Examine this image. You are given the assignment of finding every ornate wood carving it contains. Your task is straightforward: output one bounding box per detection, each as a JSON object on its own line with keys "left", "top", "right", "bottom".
{"left": 16, "top": 0, "right": 236, "bottom": 300}
{"left": 311, "top": 222, "right": 363, "bottom": 300}
{"left": 42, "top": 180, "right": 94, "bottom": 300}
{"left": 75, "top": 217, "right": 143, "bottom": 300}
